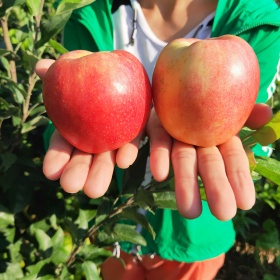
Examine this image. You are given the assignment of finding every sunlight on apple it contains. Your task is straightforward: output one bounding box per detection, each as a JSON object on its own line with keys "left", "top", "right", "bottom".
{"left": 230, "top": 64, "right": 243, "bottom": 77}
{"left": 113, "top": 81, "right": 127, "bottom": 93}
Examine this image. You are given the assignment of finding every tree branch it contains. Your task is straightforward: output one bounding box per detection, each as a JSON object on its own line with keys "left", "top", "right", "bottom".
{"left": 34, "top": 0, "right": 45, "bottom": 44}
{"left": 65, "top": 195, "right": 135, "bottom": 268}
{"left": 22, "top": 0, "right": 45, "bottom": 122}
{"left": 1, "top": 16, "right": 17, "bottom": 83}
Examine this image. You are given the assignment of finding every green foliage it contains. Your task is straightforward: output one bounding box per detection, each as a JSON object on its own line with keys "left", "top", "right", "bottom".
{"left": 228, "top": 81, "right": 280, "bottom": 279}
{"left": 0, "top": 0, "right": 280, "bottom": 279}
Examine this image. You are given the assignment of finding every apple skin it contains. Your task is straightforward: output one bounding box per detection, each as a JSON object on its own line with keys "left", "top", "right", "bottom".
{"left": 42, "top": 50, "right": 152, "bottom": 153}
{"left": 152, "top": 35, "right": 260, "bottom": 147}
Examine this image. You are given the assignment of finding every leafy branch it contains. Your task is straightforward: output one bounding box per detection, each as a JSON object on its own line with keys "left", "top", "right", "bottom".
{"left": 241, "top": 110, "right": 280, "bottom": 185}
{"left": 1, "top": 16, "right": 17, "bottom": 82}
{"left": 22, "top": 0, "right": 45, "bottom": 123}
{"left": 65, "top": 195, "right": 135, "bottom": 268}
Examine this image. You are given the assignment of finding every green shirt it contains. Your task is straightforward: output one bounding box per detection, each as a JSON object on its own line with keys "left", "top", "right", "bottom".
{"left": 45, "top": 0, "right": 280, "bottom": 262}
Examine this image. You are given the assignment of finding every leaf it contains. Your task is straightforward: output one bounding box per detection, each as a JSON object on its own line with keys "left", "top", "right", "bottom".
{"left": 133, "top": 188, "right": 155, "bottom": 210}
{"left": 29, "top": 105, "right": 46, "bottom": 117}
{"left": 256, "top": 219, "right": 279, "bottom": 250}
{"left": 113, "top": 224, "right": 147, "bottom": 246}
{"left": 25, "top": 260, "right": 52, "bottom": 278}
{"left": 254, "top": 157, "right": 280, "bottom": 185}
{"left": 35, "top": 11, "right": 72, "bottom": 49}
{"left": 59, "top": 230, "right": 71, "bottom": 250}
{"left": 251, "top": 170, "right": 262, "bottom": 181}
{"left": 59, "top": 266, "right": 73, "bottom": 280}
{"left": 0, "top": 0, "right": 26, "bottom": 17}
{"left": 8, "top": 240, "right": 23, "bottom": 265}
{"left": 251, "top": 111, "right": 280, "bottom": 146}
{"left": 21, "top": 50, "right": 39, "bottom": 70}
{"left": 65, "top": 218, "right": 80, "bottom": 245}
{"left": 51, "top": 247, "right": 69, "bottom": 264}
{"left": 245, "top": 146, "right": 257, "bottom": 172}
{"left": 0, "top": 56, "right": 11, "bottom": 77}
{"left": 5, "top": 176, "right": 33, "bottom": 213}
{"left": 26, "top": 0, "right": 41, "bottom": 16}
{"left": 0, "top": 99, "right": 19, "bottom": 121}
{"left": 199, "top": 186, "right": 207, "bottom": 201}
{"left": 0, "top": 48, "right": 20, "bottom": 60}
{"left": 49, "top": 39, "right": 68, "bottom": 54}
{"left": 9, "top": 28, "right": 28, "bottom": 46}
{"left": 263, "top": 274, "right": 277, "bottom": 280}
{"left": 120, "top": 207, "right": 156, "bottom": 239}
{"left": 79, "top": 208, "right": 97, "bottom": 224}
{"left": 96, "top": 229, "right": 119, "bottom": 245}
{"left": 122, "top": 141, "right": 150, "bottom": 194}
{"left": 0, "top": 49, "right": 13, "bottom": 56}
{"left": 51, "top": 227, "right": 64, "bottom": 249}
{"left": 81, "top": 261, "right": 100, "bottom": 280}
{"left": 0, "top": 204, "right": 14, "bottom": 228}
{"left": 21, "top": 115, "right": 50, "bottom": 133}
{"left": 29, "top": 219, "right": 51, "bottom": 234}
{"left": 56, "top": 0, "right": 96, "bottom": 15}
{"left": 152, "top": 191, "right": 177, "bottom": 210}
{"left": 95, "top": 198, "right": 112, "bottom": 225}
{"left": 75, "top": 208, "right": 89, "bottom": 230}
{"left": 34, "top": 228, "right": 52, "bottom": 251}
{"left": 0, "top": 152, "right": 17, "bottom": 172}
{"left": 20, "top": 275, "right": 38, "bottom": 280}
{"left": 0, "top": 76, "right": 28, "bottom": 101}
{"left": 78, "top": 244, "right": 112, "bottom": 261}
{"left": 0, "top": 262, "right": 24, "bottom": 280}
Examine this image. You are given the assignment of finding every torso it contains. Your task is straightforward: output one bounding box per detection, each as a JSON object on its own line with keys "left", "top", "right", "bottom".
{"left": 138, "top": 0, "right": 218, "bottom": 42}
{"left": 113, "top": 0, "right": 216, "bottom": 80}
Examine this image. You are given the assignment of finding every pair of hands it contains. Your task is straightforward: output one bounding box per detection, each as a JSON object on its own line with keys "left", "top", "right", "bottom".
{"left": 36, "top": 59, "right": 272, "bottom": 221}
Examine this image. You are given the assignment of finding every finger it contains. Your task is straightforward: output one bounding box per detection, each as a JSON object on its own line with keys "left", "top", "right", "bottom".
{"left": 197, "top": 146, "right": 237, "bottom": 221}
{"left": 43, "top": 130, "right": 74, "bottom": 180}
{"left": 35, "top": 59, "right": 55, "bottom": 79}
{"left": 245, "top": 103, "right": 273, "bottom": 130}
{"left": 116, "top": 132, "right": 143, "bottom": 169}
{"left": 218, "top": 136, "right": 255, "bottom": 210}
{"left": 83, "top": 150, "right": 116, "bottom": 198}
{"left": 60, "top": 149, "right": 93, "bottom": 193}
{"left": 147, "top": 109, "right": 172, "bottom": 181}
{"left": 171, "top": 140, "right": 202, "bottom": 219}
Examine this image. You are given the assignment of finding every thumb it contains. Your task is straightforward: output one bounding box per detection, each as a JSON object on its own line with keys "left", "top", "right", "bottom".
{"left": 245, "top": 103, "right": 273, "bottom": 130}
{"left": 35, "top": 59, "right": 55, "bottom": 79}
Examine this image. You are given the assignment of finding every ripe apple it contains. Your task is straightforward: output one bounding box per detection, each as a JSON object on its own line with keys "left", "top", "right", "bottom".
{"left": 152, "top": 35, "right": 260, "bottom": 147}
{"left": 42, "top": 50, "right": 152, "bottom": 153}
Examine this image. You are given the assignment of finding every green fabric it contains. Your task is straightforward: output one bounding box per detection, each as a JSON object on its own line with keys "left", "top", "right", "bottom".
{"left": 212, "top": 0, "right": 280, "bottom": 158}
{"left": 43, "top": 0, "right": 280, "bottom": 262}
{"left": 121, "top": 201, "right": 235, "bottom": 262}
{"left": 212, "top": 0, "right": 280, "bottom": 104}
{"left": 43, "top": 121, "right": 55, "bottom": 150}
{"left": 64, "top": 0, "right": 114, "bottom": 52}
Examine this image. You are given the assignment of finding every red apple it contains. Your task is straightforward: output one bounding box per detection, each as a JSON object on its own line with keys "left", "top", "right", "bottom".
{"left": 152, "top": 35, "right": 260, "bottom": 147}
{"left": 42, "top": 50, "right": 152, "bottom": 153}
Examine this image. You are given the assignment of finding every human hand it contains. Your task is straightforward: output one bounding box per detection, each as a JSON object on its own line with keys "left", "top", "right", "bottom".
{"left": 37, "top": 59, "right": 272, "bottom": 221}
{"left": 36, "top": 59, "right": 143, "bottom": 198}
{"left": 147, "top": 105, "right": 273, "bottom": 221}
